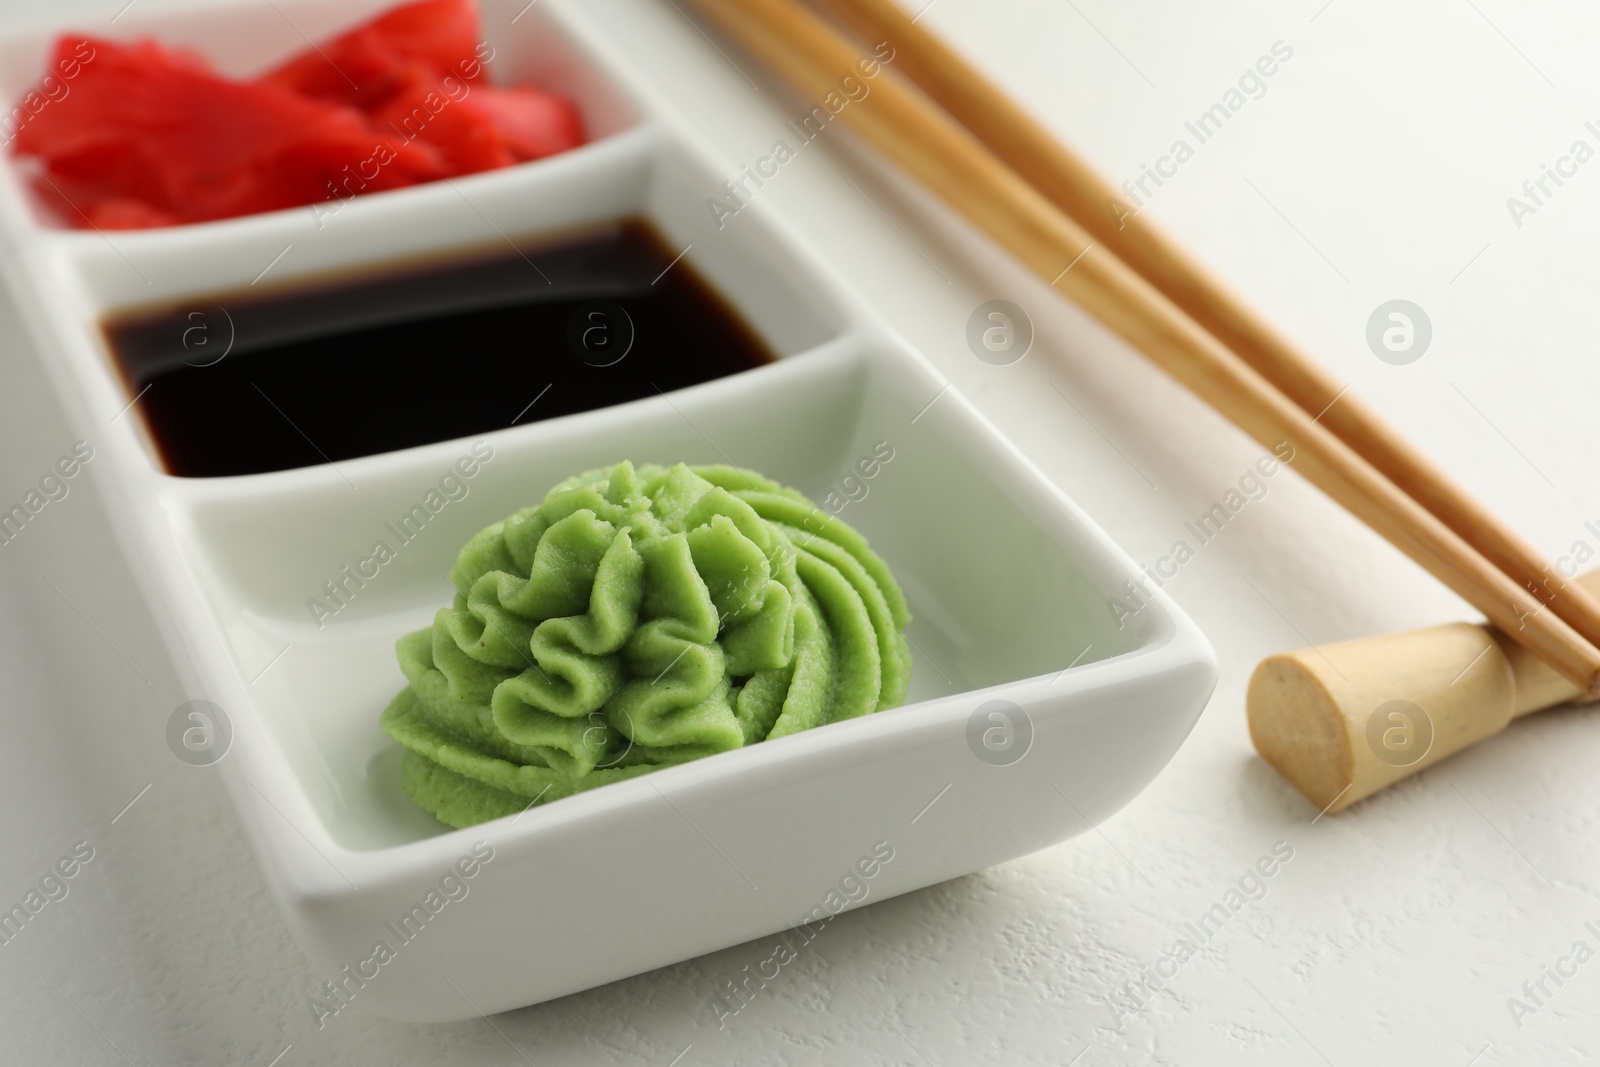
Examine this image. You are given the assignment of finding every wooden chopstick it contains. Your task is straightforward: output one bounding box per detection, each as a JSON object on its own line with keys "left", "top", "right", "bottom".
{"left": 803, "top": 0, "right": 1600, "bottom": 662}
{"left": 684, "top": 0, "right": 1600, "bottom": 695}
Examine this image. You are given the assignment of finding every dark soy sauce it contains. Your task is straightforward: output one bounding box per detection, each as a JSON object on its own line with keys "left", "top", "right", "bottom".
{"left": 102, "top": 220, "right": 775, "bottom": 477}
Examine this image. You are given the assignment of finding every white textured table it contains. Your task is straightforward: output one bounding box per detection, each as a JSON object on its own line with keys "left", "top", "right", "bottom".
{"left": 2, "top": 0, "right": 1597, "bottom": 1063}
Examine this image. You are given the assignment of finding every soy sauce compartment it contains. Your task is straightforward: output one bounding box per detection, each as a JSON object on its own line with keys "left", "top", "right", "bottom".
{"left": 102, "top": 219, "right": 775, "bottom": 477}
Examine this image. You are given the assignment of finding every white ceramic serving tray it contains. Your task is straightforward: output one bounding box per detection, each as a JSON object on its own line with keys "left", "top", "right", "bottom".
{"left": 0, "top": 0, "right": 1216, "bottom": 1020}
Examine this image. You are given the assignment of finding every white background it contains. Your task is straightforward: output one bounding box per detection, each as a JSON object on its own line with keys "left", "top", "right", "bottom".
{"left": 1, "top": 0, "right": 1597, "bottom": 1063}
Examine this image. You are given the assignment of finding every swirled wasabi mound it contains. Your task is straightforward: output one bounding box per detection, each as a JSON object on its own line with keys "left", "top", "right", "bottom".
{"left": 381, "top": 461, "right": 911, "bottom": 828}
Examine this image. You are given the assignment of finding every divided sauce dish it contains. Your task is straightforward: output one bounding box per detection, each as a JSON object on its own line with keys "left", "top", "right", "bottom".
{"left": 0, "top": 0, "right": 1216, "bottom": 1019}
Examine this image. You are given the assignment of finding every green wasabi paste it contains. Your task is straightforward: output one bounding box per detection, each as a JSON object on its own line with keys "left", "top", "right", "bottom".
{"left": 381, "top": 461, "right": 911, "bottom": 828}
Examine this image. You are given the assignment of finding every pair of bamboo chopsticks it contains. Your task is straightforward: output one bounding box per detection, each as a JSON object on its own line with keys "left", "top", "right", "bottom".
{"left": 683, "top": 0, "right": 1600, "bottom": 697}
